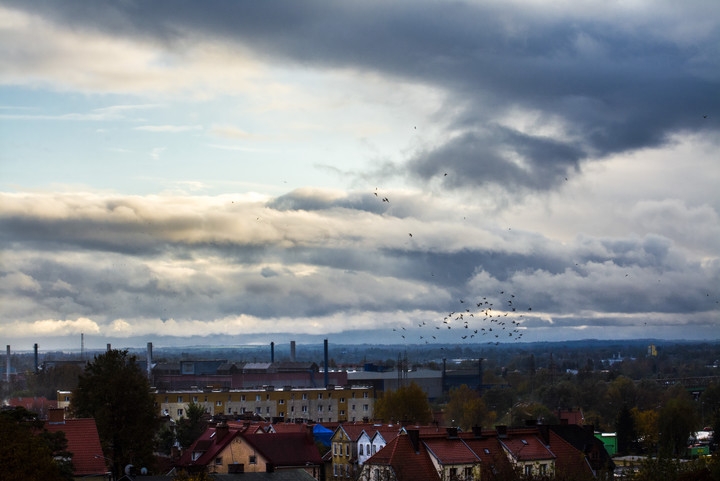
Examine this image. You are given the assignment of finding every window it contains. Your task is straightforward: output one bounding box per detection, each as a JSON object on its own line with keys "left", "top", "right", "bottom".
{"left": 64, "top": 396, "right": 70, "bottom": 402}
{"left": 241, "top": 395, "right": 246, "bottom": 401}
{"left": 340, "top": 397, "right": 345, "bottom": 403}
{"left": 363, "top": 392, "right": 368, "bottom": 398}
{"left": 318, "top": 393, "right": 323, "bottom": 399}
{"left": 266, "top": 406, "right": 270, "bottom": 414}
{"left": 334, "top": 464, "right": 338, "bottom": 476}
{"left": 279, "top": 399, "right": 285, "bottom": 404}
{"left": 333, "top": 443, "right": 337, "bottom": 456}
{"left": 164, "top": 396, "right": 168, "bottom": 403}
{"left": 363, "top": 404, "right": 369, "bottom": 412}
{"left": 228, "top": 395, "right": 232, "bottom": 401}
{"left": 352, "top": 393, "right": 356, "bottom": 398}
{"left": 256, "top": 395, "right": 261, "bottom": 401}
{"left": 241, "top": 407, "right": 246, "bottom": 414}
{"left": 318, "top": 405, "right": 323, "bottom": 412}
{"left": 227, "top": 408, "right": 232, "bottom": 414}
{"left": 291, "top": 406, "right": 295, "bottom": 413}
{"left": 216, "top": 401, "right": 222, "bottom": 406}
{"left": 359, "top": 444, "right": 364, "bottom": 456}
{"left": 372, "top": 445, "right": 376, "bottom": 454}
{"left": 340, "top": 410, "right": 345, "bottom": 416}
{"left": 279, "top": 411, "right": 284, "bottom": 417}
{"left": 302, "top": 393, "right": 307, "bottom": 400}
{"left": 464, "top": 467, "right": 472, "bottom": 479}
{"left": 301, "top": 405, "right": 307, "bottom": 413}
{"left": 345, "top": 444, "right": 350, "bottom": 457}
{"left": 366, "top": 444, "right": 370, "bottom": 455}
{"left": 525, "top": 465, "right": 532, "bottom": 476}
{"left": 204, "top": 396, "right": 208, "bottom": 402}
{"left": 192, "top": 396, "right": 198, "bottom": 403}
{"left": 255, "top": 407, "right": 261, "bottom": 414}
{"left": 215, "top": 457, "right": 222, "bottom": 466}
{"left": 328, "top": 405, "right": 332, "bottom": 412}
{"left": 177, "top": 409, "right": 183, "bottom": 416}
{"left": 351, "top": 404, "right": 356, "bottom": 411}
{"left": 177, "top": 396, "right": 183, "bottom": 403}
{"left": 249, "top": 455, "right": 257, "bottom": 465}
{"left": 539, "top": 464, "right": 547, "bottom": 475}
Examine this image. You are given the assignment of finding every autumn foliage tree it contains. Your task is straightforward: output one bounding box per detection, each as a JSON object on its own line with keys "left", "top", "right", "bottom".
{"left": 374, "top": 382, "right": 433, "bottom": 425}
{"left": 445, "top": 384, "right": 493, "bottom": 431}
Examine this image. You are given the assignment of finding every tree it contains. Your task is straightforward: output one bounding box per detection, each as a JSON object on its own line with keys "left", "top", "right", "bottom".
{"left": 0, "top": 407, "right": 73, "bottom": 481}
{"left": 71, "top": 349, "right": 159, "bottom": 478}
{"left": 658, "top": 391, "right": 699, "bottom": 458}
{"left": 374, "top": 382, "right": 432, "bottom": 425}
{"left": 176, "top": 402, "right": 208, "bottom": 449}
{"left": 615, "top": 403, "right": 637, "bottom": 455}
{"left": 446, "top": 384, "right": 492, "bottom": 431}
{"left": 632, "top": 407, "right": 659, "bottom": 454}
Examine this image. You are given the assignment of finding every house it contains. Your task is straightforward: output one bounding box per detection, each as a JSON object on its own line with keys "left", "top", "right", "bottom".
{"left": 6, "top": 396, "right": 57, "bottom": 419}
{"left": 422, "top": 429, "right": 480, "bottom": 481}
{"left": 176, "top": 423, "right": 322, "bottom": 479}
{"left": 496, "top": 427, "right": 556, "bottom": 478}
{"left": 461, "top": 430, "right": 515, "bottom": 481}
{"left": 358, "top": 430, "right": 440, "bottom": 481}
{"left": 43, "top": 408, "right": 109, "bottom": 480}
{"left": 542, "top": 424, "right": 615, "bottom": 477}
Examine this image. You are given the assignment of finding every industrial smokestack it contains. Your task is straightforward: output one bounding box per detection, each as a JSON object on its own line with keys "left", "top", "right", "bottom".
{"left": 80, "top": 333, "right": 84, "bottom": 360}
{"left": 324, "top": 339, "right": 329, "bottom": 387}
{"left": 107, "top": 343, "right": 111, "bottom": 352}
{"left": 34, "top": 344, "right": 39, "bottom": 374}
{"left": 146, "top": 342, "right": 153, "bottom": 380}
{"left": 290, "top": 341, "right": 296, "bottom": 362}
{"left": 271, "top": 342, "right": 275, "bottom": 363}
{"left": 6, "top": 345, "right": 10, "bottom": 381}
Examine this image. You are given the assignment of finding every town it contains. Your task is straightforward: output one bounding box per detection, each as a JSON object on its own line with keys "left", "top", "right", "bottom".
{"left": 2, "top": 338, "right": 719, "bottom": 480}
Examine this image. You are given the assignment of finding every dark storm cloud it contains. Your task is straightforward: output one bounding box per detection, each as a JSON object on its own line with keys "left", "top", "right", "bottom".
{"left": 6, "top": 0, "right": 718, "bottom": 192}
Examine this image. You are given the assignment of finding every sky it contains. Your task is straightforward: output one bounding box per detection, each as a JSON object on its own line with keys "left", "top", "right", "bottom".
{"left": 1, "top": 0, "right": 719, "bottom": 351}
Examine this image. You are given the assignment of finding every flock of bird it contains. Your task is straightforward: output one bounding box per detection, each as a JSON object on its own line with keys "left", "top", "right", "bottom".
{"left": 374, "top": 169, "right": 531, "bottom": 346}
{"left": 392, "top": 292, "right": 529, "bottom": 345}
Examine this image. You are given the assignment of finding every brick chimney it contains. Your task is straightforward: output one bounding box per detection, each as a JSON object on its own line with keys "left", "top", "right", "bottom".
{"left": 215, "top": 422, "right": 229, "bottom": 441}
{"left": 406, "top": 429, "right": 420, "bottom": 453}
{"left": 48, "top": 408, "right": 65, "bottom": 423}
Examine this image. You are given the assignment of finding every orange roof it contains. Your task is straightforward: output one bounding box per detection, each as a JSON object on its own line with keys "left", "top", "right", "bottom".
{"left": 44, "top": 418, "right": 107, "bottom": 476}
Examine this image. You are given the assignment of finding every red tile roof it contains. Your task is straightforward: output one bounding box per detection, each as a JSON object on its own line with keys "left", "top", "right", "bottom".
{"left": 462, "top": 436, "right": 515, "bottom": 479}
{"left": 44, "top": 418, "right": 107, "bottom": 476}
{"left": 241, "top": 432, "right": 322, "bottom": 466}
{"left": 423, "top": 437, "right": 480, "bottom": 464}
{"left": 365, "top": 432, "right": 440, "bottom": 481}
{"left": 176, "top": 425, "right": 241, "bottom": 469}
{"left": 500, "top": 434, "right": 555, "bottom": 462}
{"left": 548, "top": 430, "right": 594, "bottom": 479}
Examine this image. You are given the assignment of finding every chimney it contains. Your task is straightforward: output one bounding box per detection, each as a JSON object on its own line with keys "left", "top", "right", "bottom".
{"left": 34, "top": 344, "right": 39, "bottom": 374}
{"left": 146, "top": 342, "right": 153, "bottom": 380}
{"left": 407, "top": 429, "right": 420, "bottom": 453}
{"left": 496, "top": 425, "right": 508, "bottom": 438}
{"left": 48, "top": 408, "right": 65, "bottom": 424}
{"left": 271, "top": 342, "right": 275, "bottom": 363}
{"left": 472, "top": 426, "right": 483, "bottom": 438}
{"left": 446, "top": 427, "right": 458, "bottom": 438}
{"left": 324, "top": 339, "right": 329, "bottom": 387}
{"left": 216, "top": 422, "right": 229, "bottom": 441}
{"left": 290, "top": 341, "right": 296, "bottom": 362}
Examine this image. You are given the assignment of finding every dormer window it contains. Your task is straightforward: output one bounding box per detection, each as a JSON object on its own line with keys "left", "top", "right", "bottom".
{"left": 192, "top": 452, "right": 202, "bottom": 461}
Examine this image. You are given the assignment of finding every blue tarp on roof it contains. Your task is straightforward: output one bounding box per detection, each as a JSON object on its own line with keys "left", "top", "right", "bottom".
{"left": 313, "top": 424, "right": 333, "bottom": 446}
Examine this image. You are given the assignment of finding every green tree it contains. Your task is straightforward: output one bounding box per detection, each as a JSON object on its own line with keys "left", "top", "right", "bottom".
{"left": 446, "top": 384, "right": 492, "bottom": 431}
{"left": 71, "top": 349, "right": 159, "bottom": 478}
{"left": 632, "top": 407, "right": 659, "bottom": 454}
{"left": 615, "top": 403, "right": 637, "bottom": 455}
{"left": 374, "top": 382, "right": 432, "bottom": 425}
{"left": 176, "top": 401, "right": 208, "bottom": 449}
{"left": 0, "top": 407, "right": 73, "bottom": 481}
{"left": 658, "top": 391, "right": 699, "bottom": 458}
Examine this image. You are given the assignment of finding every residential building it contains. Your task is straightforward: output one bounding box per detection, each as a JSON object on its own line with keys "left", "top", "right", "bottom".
{"left": 43, "top": 408, "right": 109, "bottom": 480}
{"left": 176, "top": 423, "right": 323, "bottom": 479}
{"left": 155, "top": 385, "right": 374, "bottom": 422}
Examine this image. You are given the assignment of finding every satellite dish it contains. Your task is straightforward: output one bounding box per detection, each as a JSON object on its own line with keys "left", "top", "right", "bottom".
{"left": 125, "top": 464, "right": 134, "bottom": 476}
{"left": 141, "top": 467, "right": 148, "bottom": 475}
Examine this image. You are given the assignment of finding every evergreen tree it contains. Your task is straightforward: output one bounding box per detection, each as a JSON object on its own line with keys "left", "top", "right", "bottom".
{"left": 616, "top": 403, "right": 636, "bottom": 455}
{"left": 71, "top": 349, "right": 159, "bottom": 478}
